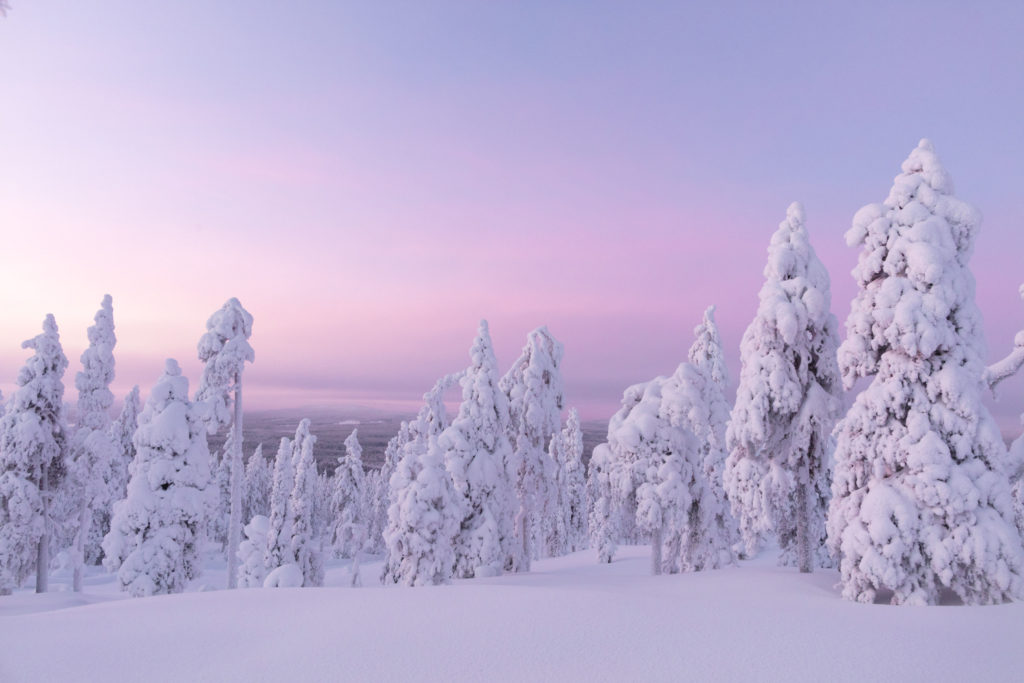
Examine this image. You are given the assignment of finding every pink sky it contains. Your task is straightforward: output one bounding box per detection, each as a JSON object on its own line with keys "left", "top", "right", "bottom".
{"left": 1, "top": 2, "right": 1023, "bottom": 427}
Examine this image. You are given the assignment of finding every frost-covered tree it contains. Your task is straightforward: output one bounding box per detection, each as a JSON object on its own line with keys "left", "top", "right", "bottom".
{"left": 237, "top": 514, "right": 269, "bottom": 588}
{"left": 102, "top": 360, "right": 211, "bottom": 597}
{"left": 587, "top": 443, "right": 617, "bottom": 563}
{"left": 195, "top": 298, "right": 254, "bottom": 589}
{"left": 362, "top": 468, "right": 385, "bottom": 554}
{"left": 330, "top": 428, "right": 367, "bottom": 559}
{"left": 827, "top": 140, "right": 1024, "bottom": 605}
{"left": 105, "top": 386, "right": 140, "bottom": 536}
{"left": 501, "top": 326, "right": 564, "bottom": 571}
{"left": 263, "top": 437, "right": 293, "bottom": 574}
{"left": 382, "top": 433, "right": 461, "bottom": 586}
{"left": 548, "top": 408, "right": 587, "bottom": 555}
{"left": 287, "top": 419, "right": 323, "bottom": 587}
{"left": 243, "top": 443, "right": 271, "bottom": 524}
{"left": 69, "top": 295, "right": 118, "bottom": 591}
{"left": 0, "top": 315, "right": 68, "bottom": 594}
{"left": 442, "top": 321, "right": 515, "bottom": 578}
{"left": 724, "top": 204, "right": 841, "bottom": 572}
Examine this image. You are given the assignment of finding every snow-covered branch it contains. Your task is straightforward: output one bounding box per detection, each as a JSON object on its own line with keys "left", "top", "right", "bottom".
{"left": 983, "top": 284, "right": 1024, "bottom": 395}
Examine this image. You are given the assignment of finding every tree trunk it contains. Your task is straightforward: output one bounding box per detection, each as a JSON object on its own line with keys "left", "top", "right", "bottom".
{"left": 226, "top": 374, "right": 244, "bottom": 589}
{"left": 796, "top": 445, "right": 812, "bottom": 574}
{"left": 651, "top": 525, "right": 663, "bottom": 576}
{"left": 36, "top": 462, "right": 49, "bottom": 593}
{"left": 516, "top": 506, "right": 531, "bottom": 572}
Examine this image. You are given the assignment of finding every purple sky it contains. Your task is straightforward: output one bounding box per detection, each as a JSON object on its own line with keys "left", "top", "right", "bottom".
{"left": 1, "top": 2, "right": 1023, "bottom": 427}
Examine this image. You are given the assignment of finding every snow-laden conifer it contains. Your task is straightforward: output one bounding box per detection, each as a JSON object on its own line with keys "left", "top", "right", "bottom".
{"left": 263, "top": 437, "right": 293, "bottom": 574}
{"left": 724, "top": 204, "right": 842, "bottom": 571}
{"left": 243, "top": 443, "right": 270, "bottom": 524}
{"left": 69, "top": 295, "right": 118, "bottom": 590}
{"left": 330, "top": 428, "right": 367, "bottom": 559}
{"left": 501, "top": 326, "right": 564, "bottom": 571}
{"left": 195, "top": 298, "right": 254, "bottom": 589}
{"left": 828, "top": 140, "right": 1024, "bottom": 604}
{"left": 104, "top": 385, "right": 140, "bottom": 538}
{"left": 548, "top": 408, "right": 587, "bottom": 555}
{"left": 382, "top": 434, "right": 460, "bottom": 586}
{"left": 587, "top": 443, "right": 617, "bottom": 563}
{"left": 0, "top": 314, "right": 68, "bottom": 594}
{"left": 237, "top": 514, "right": 269, "bottom": 588}
{"left": 287, "top": 419, "right": 323, "bottom": 587}
{"left": 102, "top": 360, "right": 211, "bottom": 597}
{"left": 362, "top": 468, "right": 385, "bottom": 554}
{"left": 442, "top": 321, "right": 515, "bottom": 578}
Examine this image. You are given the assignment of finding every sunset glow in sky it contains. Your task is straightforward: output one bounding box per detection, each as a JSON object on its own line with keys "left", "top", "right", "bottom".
{"left": 2, "top": 2, "right": 1023, "bottom": 424}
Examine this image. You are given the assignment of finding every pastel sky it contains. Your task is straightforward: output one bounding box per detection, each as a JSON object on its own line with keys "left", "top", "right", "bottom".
{"left": 1, "top": 2, "right": 1023, "bottom": 426}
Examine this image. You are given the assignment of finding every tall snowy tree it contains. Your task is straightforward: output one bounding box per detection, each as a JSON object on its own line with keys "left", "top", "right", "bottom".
{"left": 330, "top": 428, "right": 367, "bottom": 559}
{"left": 102, "top": 360, "right": 211, "bottom": 597}
{"left": 442, "top": 321, "right": 515, "bottom": 578}
{"left": 243, "top": 443, "right": 271, "bottom": 524}
{"left": 104, "top": 385, "right": 140, "bottom": 541}
{"left": 0, "top": 315, "right": 68, "bottom": 594}
{"left": 827, "top": 140, "right": 1024, "bottom": 604}
{"left": 287, "top": 420, "right": 323, "bottom": 587}
{"left": 587, "top": 443, "right": 617, "bottom": 563}
{"left": 69, "top": 295, "right": 118, "bottom": 591}
{"left": 501, "top": 326, "right": 564, "bottom": 571}
{"left": 548, "top": 408, "right": 587, "bottom": 555}
{"left": 263, "top": 436, "right": 293, "bottom": 575}
{"left": 724, "top": 204, "right": 842, "bottom": 572}
{"left": 195, "top": 298, "right": 254, "bottom": 589}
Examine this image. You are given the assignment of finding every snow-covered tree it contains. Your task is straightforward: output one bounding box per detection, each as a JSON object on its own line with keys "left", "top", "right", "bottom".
{"left": 587, "top": 443, "right": 617, "bottom": 563}
{"left": 243, "top": 443, "right": 271, "bottom": 524}
{"left": 442, "top": 321, "right": 515, "bottom": 578}
{"left": 69, "top": 295, "right": 118, "bottom": 591}
{"left": 102, "top": 360, "right": 211, "bottom": 597}
{"left": 263, "top": 437, "right": 293, "bottom": 574}
{"left": 195, "top": 297, "right": 254, "bottom": 589}
{"left": 0, "top": 314, "right": 68, "bottom": 594}
{"left": 104, "top": 385, "right": 140, "bottom": 541}
{"left": 548, "top": 408, "right": 587, "bottom": 555}
{"left": 236, "top": 514, "right": 269, "bottom": 588}
{"left": 382, "top": 433, "right": 461, "bottom": 586}
{"left": 827, "top": 140, "right": 1024, "bottom": 605}
{"left": 501, "top": 326, "right": 564, "bottom": 571}
{"left": 330, "top": 428, "right": 367, "bottom": 559}
{"left": 724, "top": 204, "right": 842, "bottom": 572}
{"left": 362, "top": 468, "right": 385, "bottom": 554}
{"left": 287, "top": 419, "right": 323, "bottom": 587}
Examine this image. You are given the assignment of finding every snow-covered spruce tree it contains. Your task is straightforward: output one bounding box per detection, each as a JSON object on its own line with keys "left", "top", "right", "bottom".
{"left": 69, "top": 295, "right": 118, "bottom": 591}
{"left": 827, "top": 140, "right": 1024, "bottom": 605}
{"left": 687, "top": 307, "right": 738, "bottom": 552}
{"left": 442, "top": 321, "right": 515, "bottom": 578}
{"left": 263, "top": 437, "right": 294, "bottom": 574}
{"left": 287, "top": 419, "right": 323, "bottom": 587}
{"left": 587, "top": 443, "right": 618, "bottom": 563}
{"left": 724, "top": 204, "right": 842, "bottom": 572}
{"left": 501, "top": 326, "right": 564, "bottom": 571}
{"left": 243, "top": 443, "right": 271, "bottom": 524}
{"left": 0, "top": 315, "right": 68, "bottom": 594}
{"left": 330, "top": 428, "right": 367, "bottom": 559}
{"left": 195, "top": 297, "right": 254, "bottom": 589}
{"left": 547, "top": 408, "right": 587, "bottom": 556}
{"left": 105, "top": 385, "right": 140, "bottom": 538}
{"left": 102, "top": 360, "right": 211, "bottom": 597}
{"left": 237, "top": 514, "right": 269, "bottom": 588}
{"left": 382, "top": 433, "right": 461, "bottom": 586}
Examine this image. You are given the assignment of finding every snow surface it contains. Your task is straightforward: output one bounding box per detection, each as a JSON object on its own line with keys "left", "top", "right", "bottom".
{"left": 3, "top": 545, "right": 1023, "bottom": 682}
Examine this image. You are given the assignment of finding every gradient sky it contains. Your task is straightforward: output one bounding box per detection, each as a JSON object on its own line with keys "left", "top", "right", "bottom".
{"left": 1, "top": 2, "right": 1023, "bottom": 426}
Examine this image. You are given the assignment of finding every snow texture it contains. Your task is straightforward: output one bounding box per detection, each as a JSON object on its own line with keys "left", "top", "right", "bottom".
{"left": 330, "top": 428, "right": 367, "bottom": 559}
{"left": 828, "top": 140, "right": 1024, "bottom": 605}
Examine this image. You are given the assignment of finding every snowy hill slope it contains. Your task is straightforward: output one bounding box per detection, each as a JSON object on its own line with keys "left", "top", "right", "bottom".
{"left": 2, "top": 546, "right": 1022, "bottom": 682}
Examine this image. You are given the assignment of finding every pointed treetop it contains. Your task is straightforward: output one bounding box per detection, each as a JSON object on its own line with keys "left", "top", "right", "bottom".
{"left": 786, "top": 201, "right": 805, "bottom": 226}
{"left": 165, "top": 358, "right": 181, "bottom": 376}
{"left": 689, "top": 305, "right": 728, "bottom": 387}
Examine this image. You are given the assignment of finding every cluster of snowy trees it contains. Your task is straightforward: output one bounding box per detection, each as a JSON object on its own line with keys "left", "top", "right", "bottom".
{"left": 3, "top": 140, "right": 1024, "bottom": 607}
{"left": 589, "top": 140, "right": 1024, "bottom": 605}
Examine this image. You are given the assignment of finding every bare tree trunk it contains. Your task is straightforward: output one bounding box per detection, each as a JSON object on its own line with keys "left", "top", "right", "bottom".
{"left": 651, "top": 525, "right": 663, "bottom": 576}
{"left": 796, "top": 441, "right": 812, "bottom": 574}
{"left": 226, "top": 374, "right": 244, "bottom": 589}
{"left": 36, "top": 462, "right": 49, "bottom": 593}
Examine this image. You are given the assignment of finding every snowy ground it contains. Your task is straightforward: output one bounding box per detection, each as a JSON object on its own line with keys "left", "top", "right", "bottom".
{"left": 2, "top": 546, "right": 1023, "bottom": 682}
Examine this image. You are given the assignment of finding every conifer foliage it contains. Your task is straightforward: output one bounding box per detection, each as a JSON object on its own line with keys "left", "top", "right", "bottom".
{"left": 827, "top": 140, "right": 1024, "bottom": 604}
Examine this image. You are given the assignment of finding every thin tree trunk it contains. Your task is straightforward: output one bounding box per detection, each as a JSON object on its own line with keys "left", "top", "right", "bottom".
{"left": 226, "top": 374, "right": 244, "bottom": 589}
{"left": 651, "top": 525, "right": 663, "bottom": 576}
{"left": 36, "top": 462, "right": 49, "bottom": 593}
{"left": 796, "top": 442, "right": 812, "bottom": 574}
